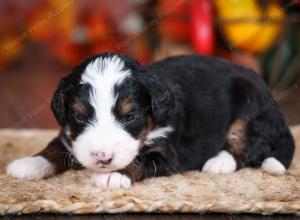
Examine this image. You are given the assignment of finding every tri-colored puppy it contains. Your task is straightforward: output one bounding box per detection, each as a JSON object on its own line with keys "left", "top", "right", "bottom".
{"left": 7, "top": 52, "right": 295, "bottom": 188}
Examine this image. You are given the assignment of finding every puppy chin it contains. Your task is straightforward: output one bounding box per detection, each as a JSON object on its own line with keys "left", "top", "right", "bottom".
{"left": 83, "top": 162, "right": 127, "bottom": 173}
{"left": 75, "top": 154, "right": 136, "bottom": 173}
{"left": 74, "top": 158, "right": 117, "bottom": 172}
{"left": 89, "top": 165, "right": 118, "bottom": 173}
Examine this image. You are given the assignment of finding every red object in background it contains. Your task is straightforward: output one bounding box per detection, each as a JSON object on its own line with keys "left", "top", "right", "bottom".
{"left": 190, "top": 0, "right": 215, "bottom": 55}
{"left": 156, "top": 0, "right": 190, "bottom": 42}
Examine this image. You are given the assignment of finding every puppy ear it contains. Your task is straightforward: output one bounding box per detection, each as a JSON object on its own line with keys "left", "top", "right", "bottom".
{"left": 51, "top": 77, "right": 71, "bottom": 127}
{"left": 139, "top": 74, "right": 174, "bottom": 126}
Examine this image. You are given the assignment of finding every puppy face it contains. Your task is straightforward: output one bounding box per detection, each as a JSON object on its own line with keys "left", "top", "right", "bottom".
{"left": 51, "top": 53, "right": 174, "bottom": 172}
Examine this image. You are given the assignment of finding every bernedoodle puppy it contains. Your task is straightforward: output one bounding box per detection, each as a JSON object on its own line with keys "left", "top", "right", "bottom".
{"left": 6, "top": 52, "right": 295, "bottom": 188}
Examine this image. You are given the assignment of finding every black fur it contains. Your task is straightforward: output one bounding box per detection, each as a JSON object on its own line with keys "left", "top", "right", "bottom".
{"left": 45, "top": 52, "right": 294, "bottom": 182}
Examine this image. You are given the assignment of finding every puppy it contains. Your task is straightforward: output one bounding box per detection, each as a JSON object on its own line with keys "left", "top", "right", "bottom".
{"left": 6, "top": 52, "right": 295, "bottom": 188}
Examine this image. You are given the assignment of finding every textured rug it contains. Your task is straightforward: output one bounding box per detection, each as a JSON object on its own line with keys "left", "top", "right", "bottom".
{"left": 0, "top": 126, "right": 300, "bottom": 215}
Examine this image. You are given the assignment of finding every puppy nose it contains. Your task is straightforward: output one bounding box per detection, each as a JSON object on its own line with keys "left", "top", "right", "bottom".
{"left": 90, "top": 151, "right": 113, "bottom": 165}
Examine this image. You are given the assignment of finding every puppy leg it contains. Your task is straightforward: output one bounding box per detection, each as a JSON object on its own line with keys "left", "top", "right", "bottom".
{"left": 91, "top": 172, "right": 132, "bottom": 188}
{"left": 202, "top": 150, "right": 237, "bottom": 174}
{"left": 90, "top": 164, "right": 139, "bottom": 188}
{"left": 119, "top": 153, "right": 177, "bottom": 184}
{"left": 6, "top": 135, "right": 76, "bottom": 180}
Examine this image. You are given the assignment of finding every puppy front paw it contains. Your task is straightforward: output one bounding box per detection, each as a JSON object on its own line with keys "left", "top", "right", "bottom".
{"left": 91, "top": 172, "right": 132, "bottom": 188}
{"left": 6, "top": 156, "right": 55, "bottom": 180}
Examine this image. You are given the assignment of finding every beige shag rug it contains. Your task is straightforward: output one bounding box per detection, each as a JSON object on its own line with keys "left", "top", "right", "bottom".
{"left": 0, "top": 126, "right": 300, "bottom": 215}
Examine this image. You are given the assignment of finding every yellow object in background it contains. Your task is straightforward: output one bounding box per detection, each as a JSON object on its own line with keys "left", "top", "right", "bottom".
{"left": 215, "top": 0, "right": 284, "bottom": 54}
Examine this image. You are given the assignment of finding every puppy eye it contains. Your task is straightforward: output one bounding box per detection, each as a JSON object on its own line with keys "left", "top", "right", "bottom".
{"left": 126, "top": 113, "right": 136, "bottom": 122}
{"left": 74, "top": 112, "right": 85, "bottom": 123}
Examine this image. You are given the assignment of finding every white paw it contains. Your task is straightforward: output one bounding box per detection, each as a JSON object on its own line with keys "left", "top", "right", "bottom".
{"left": 91, "top": 172, "right": 132, "bottom": 188}
{"left": 262, "top": 157, "right": 286, "bottom": 175}
{"left": 6, "top": 156, "right": 55, "bottom": 180}
{"left": 202, "top": 150, "right": 237, "bottom": 174}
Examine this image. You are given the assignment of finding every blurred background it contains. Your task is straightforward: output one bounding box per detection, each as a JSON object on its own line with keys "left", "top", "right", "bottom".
{"left": 0, "top": 0, "right": 299, "bottom": 129}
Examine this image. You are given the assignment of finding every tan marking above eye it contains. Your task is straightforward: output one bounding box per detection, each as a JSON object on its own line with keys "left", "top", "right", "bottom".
{"left": 72, "top": 101, "right": 87, "bottom": 115}
{"left": 119, "top": 98, "right": 134, "bottom": 115}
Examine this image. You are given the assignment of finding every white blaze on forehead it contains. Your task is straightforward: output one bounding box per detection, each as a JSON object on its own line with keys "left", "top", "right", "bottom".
{"left": 81, "top": 55, "right": 130, "bottom": 123}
